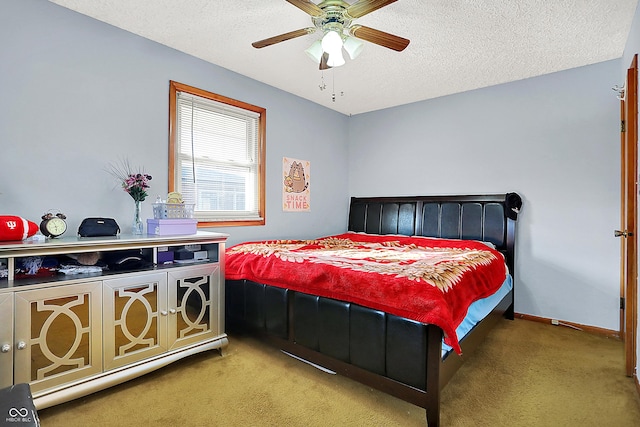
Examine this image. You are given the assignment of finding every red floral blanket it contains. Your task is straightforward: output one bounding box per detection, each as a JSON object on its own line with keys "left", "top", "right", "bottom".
{"left": 225, "top": 232, "right": 507, "bottom": 354}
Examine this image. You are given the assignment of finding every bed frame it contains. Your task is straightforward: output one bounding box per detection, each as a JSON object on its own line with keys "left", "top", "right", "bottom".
{"left": 225, "top": 194, "right": 520, "bottom": 426}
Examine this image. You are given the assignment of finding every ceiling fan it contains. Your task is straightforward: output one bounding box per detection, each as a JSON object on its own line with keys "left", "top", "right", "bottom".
{"left": 252, "top": 0, "right": 410, "bottom": 69}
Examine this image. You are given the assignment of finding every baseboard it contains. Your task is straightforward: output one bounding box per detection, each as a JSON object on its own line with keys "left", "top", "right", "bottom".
{"left": 514, "top": 313, "right": 620, "bottom": 340}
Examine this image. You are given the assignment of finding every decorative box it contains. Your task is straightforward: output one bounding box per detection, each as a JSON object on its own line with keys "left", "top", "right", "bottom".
{"left": 174, "top": 249, "right": 194, "bottom": 260}
{"left": 146, "top": 219, "right": 197, "bottom": 236}
{"left": 192, "top": 250, "right": 208, "bottom": 261}
{"left": 157, "top": 250, "right": 174, "bottom": 264}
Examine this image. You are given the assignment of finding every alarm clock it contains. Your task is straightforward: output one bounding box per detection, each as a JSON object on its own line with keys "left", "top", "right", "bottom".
{"left": 40, "top": 212, "right": 67, "bottom": 238}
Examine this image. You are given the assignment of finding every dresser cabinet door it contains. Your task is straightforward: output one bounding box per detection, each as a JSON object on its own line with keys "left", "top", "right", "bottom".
{"left": 168, "top": 264, "right": 220, "bottom": 350}
{"left": 0, "top": 293, "right": 13, "bottom": 388}
{"left": 13, "top": 282, "right": 103, "bottom": 393}
{"left": 103, "top": 272, "right": 168, "bottom": 371}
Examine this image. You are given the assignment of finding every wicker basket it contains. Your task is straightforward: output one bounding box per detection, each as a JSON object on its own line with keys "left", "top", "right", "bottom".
{"left": 152, "top": 203, "right": 195, "bottom": 219}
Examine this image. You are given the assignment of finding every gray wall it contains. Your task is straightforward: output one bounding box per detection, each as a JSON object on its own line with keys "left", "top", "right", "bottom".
{"left": 348, "top": 61, "right": 621, "bottom": 332}
{"left": 0, "top": 0, "right": 350, "bottom": 246}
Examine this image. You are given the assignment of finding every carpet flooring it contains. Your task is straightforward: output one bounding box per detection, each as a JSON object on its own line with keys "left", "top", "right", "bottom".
{"left": 38, "top": 319, "right": 640, "bottom": 426}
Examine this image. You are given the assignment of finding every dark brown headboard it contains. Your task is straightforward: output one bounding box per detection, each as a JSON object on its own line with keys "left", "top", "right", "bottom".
{"left": 347, "top": 194, "right": 520, "bottom": 275}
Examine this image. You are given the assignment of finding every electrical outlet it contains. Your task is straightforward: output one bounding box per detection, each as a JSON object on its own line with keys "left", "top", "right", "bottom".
{"left": 551, "top": 319, "right": 559, "bottom": 325}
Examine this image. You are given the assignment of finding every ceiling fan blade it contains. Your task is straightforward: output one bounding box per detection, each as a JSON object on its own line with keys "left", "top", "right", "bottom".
{"left": 319, "top": 52, "right": 331, "bottom": 70}
{"left": 285, "top": 0, "right": 324, "bottom": 17}
{"left": 252, "top": 27, "right": 316, "bottom": 48}
{"left": 346, "top": 0, "right": 397, "bottom": 19}
{"left": 349, "top": 25, "right": 410, "bottom": 51}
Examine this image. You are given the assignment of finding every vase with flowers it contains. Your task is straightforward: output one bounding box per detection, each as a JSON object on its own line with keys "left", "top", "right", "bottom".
{"left": 108, "top": 159, "right": 152, "bottom": 235}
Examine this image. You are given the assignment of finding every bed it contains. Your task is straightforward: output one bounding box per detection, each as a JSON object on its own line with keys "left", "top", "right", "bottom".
{"left": 224, "top": 193, "right": 521, "bottom": 426}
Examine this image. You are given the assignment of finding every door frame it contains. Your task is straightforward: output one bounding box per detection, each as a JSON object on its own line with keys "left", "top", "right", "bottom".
{"left": 621, "top": 54, "right": 638, "bottom": 377}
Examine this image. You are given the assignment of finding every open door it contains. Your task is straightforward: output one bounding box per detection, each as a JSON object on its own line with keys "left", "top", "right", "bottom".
{"left": 618, "top": 54, "right": 638, "bottom": 377}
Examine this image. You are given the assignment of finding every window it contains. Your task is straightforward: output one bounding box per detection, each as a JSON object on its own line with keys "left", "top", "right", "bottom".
{"left": 169, "top": 81, "right": 266, "bottom": 227}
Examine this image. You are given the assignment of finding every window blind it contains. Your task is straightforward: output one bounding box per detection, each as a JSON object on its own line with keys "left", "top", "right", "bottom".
{"left": 176, "top": 91, "right": 262, "bottom": 222}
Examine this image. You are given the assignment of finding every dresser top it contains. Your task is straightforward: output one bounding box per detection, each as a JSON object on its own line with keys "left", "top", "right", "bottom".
{"left": 0, "top": 231, "right": 229, "bottom": 257}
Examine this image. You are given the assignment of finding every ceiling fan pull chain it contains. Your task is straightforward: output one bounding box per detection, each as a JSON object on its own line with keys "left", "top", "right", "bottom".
{"left": 332, "top": 72, "right": 336, "bottom": 102}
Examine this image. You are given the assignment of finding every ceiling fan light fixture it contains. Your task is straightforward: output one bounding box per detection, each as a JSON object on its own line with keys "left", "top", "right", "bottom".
{"left": 343, "top": 36, "right": 364, "bottom": 59}
{"left": 305, "top": 40, "right": 323, "bottom": 63}
{"left": 326, "top": 50, "right": 345, "bottom": 67}
{"left": 321, "top": 30, "right": 346, "bottom": 68}
{"left": 251, "top": 0, "right": 411, "bottom": 71}
{"left": 321, "top": 30, "right": 343, "bottom": 55}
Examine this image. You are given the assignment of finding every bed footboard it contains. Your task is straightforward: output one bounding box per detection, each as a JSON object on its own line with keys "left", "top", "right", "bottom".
{"left": 226, "top": 279, "right": 514, "bottom": 426}
{"left": 226, "top": 279, "right": 446, "bottom": 425}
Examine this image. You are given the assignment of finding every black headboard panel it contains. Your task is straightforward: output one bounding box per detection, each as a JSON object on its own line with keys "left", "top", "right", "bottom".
{"left": 348, "top": 194, "right": 520, "bottom": 274}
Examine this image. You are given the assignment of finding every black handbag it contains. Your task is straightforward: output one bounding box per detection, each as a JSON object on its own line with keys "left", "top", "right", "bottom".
{"left": 78, "top": 217, "right": 120, "bottom": 237}
{"left": 101, "top": 249, "right": 152, "bottom": 271}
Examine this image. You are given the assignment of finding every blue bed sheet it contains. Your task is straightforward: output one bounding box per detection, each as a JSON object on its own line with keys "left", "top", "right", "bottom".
{"left": 441, "top": 274, "right": 513, "bottom": 356}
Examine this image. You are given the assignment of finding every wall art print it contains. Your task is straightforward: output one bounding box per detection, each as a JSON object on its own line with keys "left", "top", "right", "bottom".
{"left": 283, "top": 157, "right": 310, "bottom": 212}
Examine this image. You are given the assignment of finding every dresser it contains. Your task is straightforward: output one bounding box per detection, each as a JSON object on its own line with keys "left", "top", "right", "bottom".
{"left": 0, "top": 231, "right": 228, "bottom": 409}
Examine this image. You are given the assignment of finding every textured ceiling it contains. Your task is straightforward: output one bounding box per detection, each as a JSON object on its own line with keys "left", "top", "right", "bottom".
{"left": 48, "top": 0, "right": 638, "bottom": 116}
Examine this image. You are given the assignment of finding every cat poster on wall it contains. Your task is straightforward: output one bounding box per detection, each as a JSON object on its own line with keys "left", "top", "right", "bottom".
{"left": 283, "top": 157, "right": 310, "bottom": 212}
